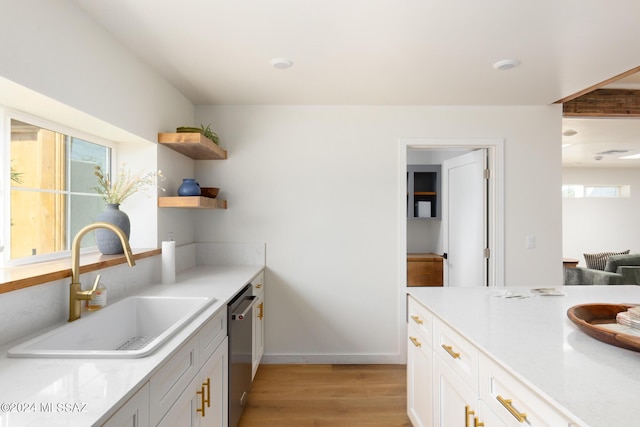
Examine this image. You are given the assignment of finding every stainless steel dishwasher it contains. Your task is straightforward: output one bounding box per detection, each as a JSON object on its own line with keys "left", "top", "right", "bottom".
{"left": 227, "top": 284, "right": 256, "bottom": 427}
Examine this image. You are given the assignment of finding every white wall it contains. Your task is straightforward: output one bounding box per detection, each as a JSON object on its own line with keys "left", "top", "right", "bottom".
{"left": 0, "top": 0, "right": 195, "bottom": 248}
{"left": 562, "top": 167, "right": 640, "bottom": 265}
{"left": 194, "top": 105, "right": 563, "bottom": 362}
{"left": 0, "top": 0, "right": 193, "bottom": 143}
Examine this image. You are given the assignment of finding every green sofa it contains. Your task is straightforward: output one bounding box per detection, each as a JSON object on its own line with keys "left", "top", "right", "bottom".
{"left": 564, "top": 254, "right": 640, "bottom": 285}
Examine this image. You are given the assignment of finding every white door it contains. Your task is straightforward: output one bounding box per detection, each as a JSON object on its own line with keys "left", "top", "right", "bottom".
{"left": 442, "top": 149, "right": 487, "bottom": 287}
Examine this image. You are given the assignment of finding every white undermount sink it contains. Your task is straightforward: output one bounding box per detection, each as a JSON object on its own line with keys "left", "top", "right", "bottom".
{"left": 8, "top": 296, "right": 216, "bottom": 358}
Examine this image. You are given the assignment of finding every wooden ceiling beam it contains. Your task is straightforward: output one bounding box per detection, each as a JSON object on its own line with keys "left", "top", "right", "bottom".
{"left": 555, "top": 65, "right": 640, "bottom": 104}
{"left": 562, "top": 88, "right": 640, "bottom": 117}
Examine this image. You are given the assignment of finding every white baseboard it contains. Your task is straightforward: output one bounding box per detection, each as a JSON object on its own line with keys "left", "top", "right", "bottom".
{"left": 261, "top": 353, "right": 406, "bottom": 364}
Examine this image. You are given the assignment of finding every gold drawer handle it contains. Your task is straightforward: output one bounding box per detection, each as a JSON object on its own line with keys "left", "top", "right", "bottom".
{"left": 474, "top": 418, "right": 485, "bottom": 427}
{"left": 411, "top": 315, "right": 424, "bottom": 325}
{"left": 203, "top": 378, "right": 211, "bottom": 408}
{"left": 465, "top": 405, "right": 474, "bottom": 427}
{"left": 196, "top": 378, "right": 211, "bottom": 417}
{"left": 258, "top": 302, "right": 264, "bottom": 320}
{"left": 497, "top": 395, "right": 527, "bottom": 422}
{"left": 409, "top": 336, "right": 422, "bottom": 347}
{"left": 441, "top": 344, "right": 460, "bottom": 359}
{"left": 196, "top": 387, "right": 206, "bottom": 417}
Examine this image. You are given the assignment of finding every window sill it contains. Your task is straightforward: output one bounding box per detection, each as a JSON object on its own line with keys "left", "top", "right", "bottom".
{"left": 0, "top": 248, "right": 161, "bottom": 294}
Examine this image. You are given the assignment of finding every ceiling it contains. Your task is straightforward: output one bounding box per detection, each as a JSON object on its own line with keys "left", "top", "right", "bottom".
{"left": 70, "top": 0, "right": 640, "bottom": 166}
{"left": 562, "top": 73, "right": 640, "bottom": 168}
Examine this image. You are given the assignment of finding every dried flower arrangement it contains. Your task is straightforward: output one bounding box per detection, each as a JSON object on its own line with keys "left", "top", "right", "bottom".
{"left": 92, "top": 164, "right": 164, "bottom": 205}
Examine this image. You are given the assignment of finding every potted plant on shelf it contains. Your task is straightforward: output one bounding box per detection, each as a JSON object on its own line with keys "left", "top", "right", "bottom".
{"left": 176, "top": 123, "right": 220, "bottom": 145}
{"left": 92, "top": 164, "right": 164, "bottom": 254}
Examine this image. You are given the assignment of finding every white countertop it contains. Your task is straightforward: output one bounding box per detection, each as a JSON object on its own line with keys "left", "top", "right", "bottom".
{"left": 0, "top": 265, "right": 263, "bottom": 427}
{"left": 407, "top": 285, "right": 640, "bottom": 427}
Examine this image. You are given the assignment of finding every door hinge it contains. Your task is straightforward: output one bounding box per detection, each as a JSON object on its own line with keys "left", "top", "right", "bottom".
{"left": 484, "top": 248, "right": 490, "bottom": 258}
{"left": 483, "top": 168, "right": 491, "bottom": 179}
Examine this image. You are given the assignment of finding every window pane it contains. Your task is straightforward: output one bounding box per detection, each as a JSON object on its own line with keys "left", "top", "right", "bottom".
{"left": 10, "top": 190, "right": 66, "bottom": 259}
{"left": 70, "top": 137, "right": 110, "bottom": 193}
{"left": 585, "top": 186, "right": 619, "bottom": 198}
{"left": 10, "top": 120, "right": 66, "bottom": 192}
{"left": 562, "top": 185, "right": 583, "bottom": 198}
{"left": 69, "top": 194, "right": 105, "bottom": 248}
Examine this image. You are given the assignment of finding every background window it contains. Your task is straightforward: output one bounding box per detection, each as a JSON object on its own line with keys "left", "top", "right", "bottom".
{"left": 562, "top": 184, "right": 630, "bottom": 199}
{"left": 9, "top": 119, "right": 111, "bottom": 261}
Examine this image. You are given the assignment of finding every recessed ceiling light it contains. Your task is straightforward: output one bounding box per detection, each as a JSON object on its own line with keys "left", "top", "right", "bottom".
{"left": 492, "top": 59, "right": 520, "bottom": 71}
{"left": 620, "top": 153, "right": 640, "bottom": 159}
{"left": 562, "top": 129, "right": 578, "bottom": 137}
{"left": 270, "top": 58, "right": 294, "bottom": 69}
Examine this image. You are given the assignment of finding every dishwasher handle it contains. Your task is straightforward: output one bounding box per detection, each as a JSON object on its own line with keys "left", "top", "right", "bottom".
{"left": 231, "top": 295, "right": 257, "bottom": 320}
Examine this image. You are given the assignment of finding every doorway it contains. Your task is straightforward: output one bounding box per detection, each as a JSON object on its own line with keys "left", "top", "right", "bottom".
{"left": 397, "top": 138, "right": 505, "bottom": 288}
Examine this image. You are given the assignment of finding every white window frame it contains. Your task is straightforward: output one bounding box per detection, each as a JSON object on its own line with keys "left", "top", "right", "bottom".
{"left": 1, "top": 108, "right": 118, "bottom": 267}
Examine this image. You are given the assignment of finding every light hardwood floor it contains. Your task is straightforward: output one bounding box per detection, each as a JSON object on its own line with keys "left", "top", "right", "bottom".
{"left": 238, "top": 364, "right": 412, "bottom": 427}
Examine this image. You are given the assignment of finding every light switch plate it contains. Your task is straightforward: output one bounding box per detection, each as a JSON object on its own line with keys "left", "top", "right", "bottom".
{"left": 526, "top": 235, "right": 536, "bottom": 249}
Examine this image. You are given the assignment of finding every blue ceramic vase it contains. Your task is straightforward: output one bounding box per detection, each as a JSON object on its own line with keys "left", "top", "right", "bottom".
{"left": 178, "top": 178, "right": 201, "bottom": 196}
{"left": 95, "top": 204, "right": 130, "bottom": 254}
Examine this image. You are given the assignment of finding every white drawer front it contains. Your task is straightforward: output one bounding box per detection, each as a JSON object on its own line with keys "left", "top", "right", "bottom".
{"left": 479, "top": 354, "right": 574, "bottom": 427}
{"left": 433, "top": 318, "right": 478, "bottom": 393}
{"left": 200, "top": 310, "right": 227, "bottom": 363}
{"left": 408, "top": 296, "right": 433, "bottom": 348}
{"left": 252, "top": 272, "right": 265, "bottom": 296}
{"left": 149, "top": 335, "right": 200, "bottom": 426}
{"left": 407, "top": 323, "right": 430, "bottom": 358}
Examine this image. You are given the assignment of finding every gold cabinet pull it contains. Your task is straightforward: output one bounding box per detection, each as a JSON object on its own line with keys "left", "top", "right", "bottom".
{"left": 409, "top": 336, "right": 422, "bottom": 347}
{"left": 196, "top": 386, "right": 206, "bottom": 417}
{"left": 497, "top": 395, "right": 527, "bottom": 422}
{"left": 203, "top": 378, "right": 211, "bottom": 408}
{"left": 465, "top": 405, "right": 475, "bottom": 427}
{"left": 441, "top": 344, "right": 460, "bottom": 359}
{"left": 411, "top": 315, "right": 424, "bottom": 325}
{"left": 474, "top": 417, "right": 485, "bottom": 427}
{"left": 258, "top": 302, "right": 264, "bottom": 320}
{"left": 197, "top": 378, "right": 211, "bottom": 417}
{"left": 255, "top": 283, "right": 263, "bottom": 289}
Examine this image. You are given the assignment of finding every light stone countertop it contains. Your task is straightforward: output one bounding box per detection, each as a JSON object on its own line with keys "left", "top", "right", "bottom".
{"left": 407, "top": 285, "right": 640, "bottom": 427}
{"left": 0, "top": 265, "right": 264, "bottom": 427}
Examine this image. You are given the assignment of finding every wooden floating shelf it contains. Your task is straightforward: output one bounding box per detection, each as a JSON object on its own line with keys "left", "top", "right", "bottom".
{"left": 414, "top": 192, "right": 437, "bottom": 196}
{"left": 158, "top": 196, "right": 227, "bottom": 209}
{"left": 158, "top": 132, "right": 227, "bottom": 160}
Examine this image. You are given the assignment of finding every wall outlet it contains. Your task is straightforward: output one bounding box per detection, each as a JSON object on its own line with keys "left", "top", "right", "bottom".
{"left": 526, "top": 235, "right": 536, "bottom": 249}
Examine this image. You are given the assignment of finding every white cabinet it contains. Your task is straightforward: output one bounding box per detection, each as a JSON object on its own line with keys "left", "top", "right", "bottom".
{"left": 157, "top": 337, "right": 228, "bottom": 427}
{"left": 101, "top": 384, "right": 150, "bottom": 427}
{"left": 479, "top": 354, "right": 570, "bottom": 427}
{"left": 433, "top": 317, "right": 478, "bottom": 394}
{"left": 407, "top": 323, "right": 433, "bottom": 427}
{"left": 407, "top": 295, "right": 579, "bottom": 427}
{"left": 251, "top": 272, "right": 265, "bottom": 379}
{"left": 407, "top": 298, "right": 434, "bottom": 427}
{"left": 433, "top": 353, "right": 479, "bottom": 427}
{"left": 152, "top": 309, "right": 228, "bottom": 427}
{"left": 477, "top": 399, "right": 507, "bottom": 427}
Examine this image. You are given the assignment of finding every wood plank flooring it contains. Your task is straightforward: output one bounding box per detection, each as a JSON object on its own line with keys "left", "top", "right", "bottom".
{"left": 238, "top": 364, "right": 412, "bottom": 427}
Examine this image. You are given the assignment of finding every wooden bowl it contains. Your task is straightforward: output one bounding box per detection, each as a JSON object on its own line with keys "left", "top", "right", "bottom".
{"left": 567, "top": 303, "right": 640, "bottom": 352}
{"left": 200, "top": 187, "right": 219, "bottom": 198}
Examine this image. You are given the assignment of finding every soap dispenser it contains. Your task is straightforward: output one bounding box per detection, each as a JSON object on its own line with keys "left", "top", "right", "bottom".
{"left": 87, "top": 274, "right": 107, "bottom": 311}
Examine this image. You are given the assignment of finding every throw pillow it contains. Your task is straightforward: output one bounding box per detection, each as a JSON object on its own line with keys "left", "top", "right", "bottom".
{"left": 584, "top": 250, "right": 630, "bottom": 270}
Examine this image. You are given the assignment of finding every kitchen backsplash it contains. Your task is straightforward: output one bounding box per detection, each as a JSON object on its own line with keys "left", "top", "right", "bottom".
{"left": 0, "top": 242, "right": 265, "bottom": 348}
